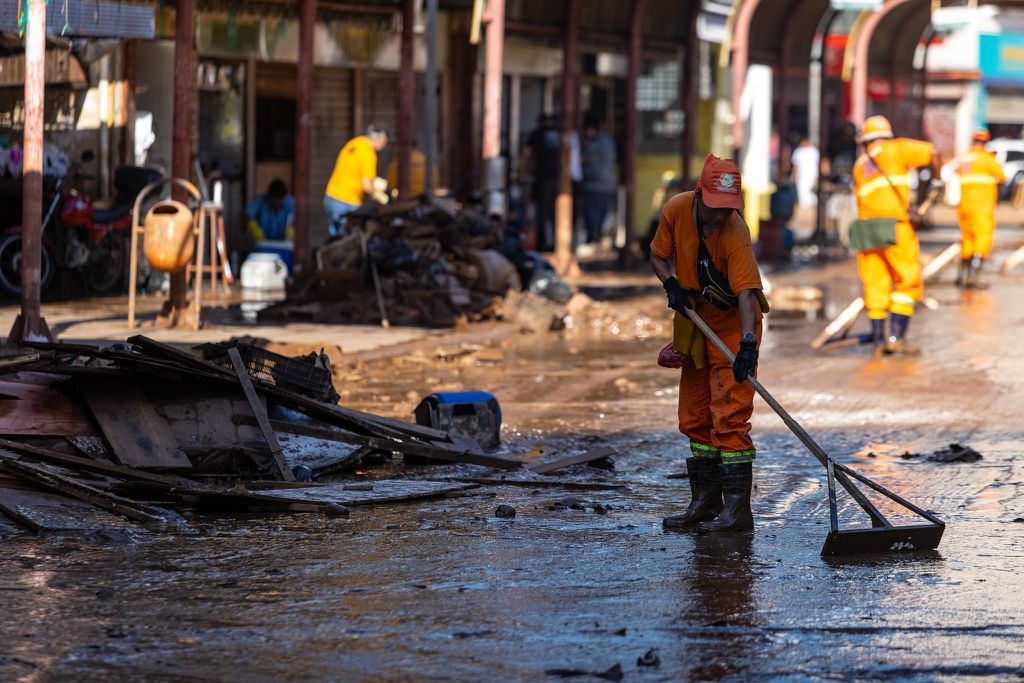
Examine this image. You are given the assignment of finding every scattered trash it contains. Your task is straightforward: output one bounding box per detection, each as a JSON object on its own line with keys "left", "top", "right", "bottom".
{"left": 637, "top": 648, "right": 661, "bottom": 667}
{"left": 545, "top": 664, "right": 623, "bottom": 681}
{"left": 495, "top": 504, "right": 516, "bottom": 519}
{"left": 592, "top": 503, "right": 609, "bottom": 515}
{"left": 898, "top": 443, "right": 983, "bottom": 463}
{"left": 927, "top": 443, "right": 983, "bottom": 463}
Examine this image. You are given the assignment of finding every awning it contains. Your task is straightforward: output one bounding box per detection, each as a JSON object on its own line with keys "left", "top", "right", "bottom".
{"left": 0, "top": 0, "right": 154, "bottom": 39}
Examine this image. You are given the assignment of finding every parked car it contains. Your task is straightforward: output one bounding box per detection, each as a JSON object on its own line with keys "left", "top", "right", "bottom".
{"left": 940, "top": 137, "right": 1024, "bottom": 205}
{"left": 989, "top": 138, "right": 1024, "bottom": 201}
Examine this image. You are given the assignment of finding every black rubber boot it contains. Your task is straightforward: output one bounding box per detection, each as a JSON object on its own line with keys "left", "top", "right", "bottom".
{"left": 885, "top": 313, "right": 920, "bottom": 355}
{"left": 663, "top": 456, "right": 723, "bottom": 530}
{"left": 956, "top": 259, "right": 970, "bottom": 288}
{"left": 870, "top": 318, "right": 886, "bottom": 357}
{"left": 697, "top": 461, "right": 754, "bottom": 533}
{"left": 967, "top": 255, "right": 988, "bottom": 289}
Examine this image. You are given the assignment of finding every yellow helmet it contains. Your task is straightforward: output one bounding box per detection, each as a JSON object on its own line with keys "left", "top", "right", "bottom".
{"left": 860, "top": 115, "right": 893, "bottom": 142}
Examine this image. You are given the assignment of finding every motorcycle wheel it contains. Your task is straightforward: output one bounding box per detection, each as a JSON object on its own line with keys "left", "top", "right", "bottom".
{"left": 0, "top": 232, "right": 55, "bottom": 297}
{"left": 85, "top": 232, "right": 127, "bottom": 294}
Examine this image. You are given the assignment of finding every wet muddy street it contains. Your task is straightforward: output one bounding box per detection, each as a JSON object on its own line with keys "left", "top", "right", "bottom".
{"left": 2, "top": 239, "right": 1024, "bottom": 681}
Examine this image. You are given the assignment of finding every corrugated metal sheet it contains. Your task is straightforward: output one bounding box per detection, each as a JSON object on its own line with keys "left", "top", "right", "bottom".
{"left": 0, "top": 0, "right": 154, "bottom": 39}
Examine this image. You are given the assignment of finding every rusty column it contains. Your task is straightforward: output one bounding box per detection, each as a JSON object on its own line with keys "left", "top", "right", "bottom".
{"left": 397, "top": 0, "right": 415, "bottom": 199}
{"left": 851, "top": 0, "right": 908, "bottom": 126}
{"left": 619, "top": 0, "right": 647, "bottom": 268}
{"left": 293, "top": 0, "right": 316, "bottom": 270}
{"left": 122, "top": 40, "right": 137, "bottom": 166}
{"left": 554, "top": 0, "right": 579, "bottom": 275}
{"left": 482, "top": 0, "right": 506, "bottom": 215}
{"left": 9, "top": 0, "right": 50, "bottom": 343}
{"left": 680, "top": 2, "right": 699, "bottom": 183}
{"left": 730, "top": 0, "right": 764, "bottom": 158}
{"left": 167, "top": 0, "right": 195, "bottom": 319}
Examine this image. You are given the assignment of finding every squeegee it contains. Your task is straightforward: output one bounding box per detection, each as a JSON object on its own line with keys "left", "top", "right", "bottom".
{"left": 685, "top": 305, "right": 945, "bottom": 557}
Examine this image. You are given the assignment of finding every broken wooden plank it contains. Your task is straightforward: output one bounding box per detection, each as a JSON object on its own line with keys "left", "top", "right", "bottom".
{"left": 247, "top": 479, "right": 477, "bottom": 507}
{"left": 0, "top": 379, "right": 99, "bottom": 436}
{"left": 439, "top": 476, "right": 625, "bottom": 491}
{"left": 0, "top": 451, "right": 170, "bottom": 524}
{"left": 232, "top": 415, "right": 521, "bottom": 470}
{"left": 77, "top": 378, "right": 192, "bottom": 470}
{"left": 529, "top": 447, "right": 617, "bottom": 475}
{"left": 0, "top": 474, "right": 141, "bottom": 534}
{"left": 228, "top": 348, "right": 294, "bottom": 482}
{"left": 0, "top": 438, "right": 208, "bottom": 490}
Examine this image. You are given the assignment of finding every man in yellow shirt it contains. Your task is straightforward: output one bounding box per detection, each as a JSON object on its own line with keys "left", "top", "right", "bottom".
{"left": 851, "top": 115, "right": 940, "bottom": 356}
{"left": 324, "top": 125, "right": 389, "bottom": 237}
{"left": 956, "top": 129, "right": 1006, "bottom": 289}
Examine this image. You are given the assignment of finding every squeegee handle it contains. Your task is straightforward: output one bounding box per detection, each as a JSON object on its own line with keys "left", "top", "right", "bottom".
{"left": 683, "top": 305, "right": 833, "bottom": 470}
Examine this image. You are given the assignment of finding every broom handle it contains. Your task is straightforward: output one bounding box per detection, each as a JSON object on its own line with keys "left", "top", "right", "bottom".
{"left": 684, "top": 306, "right": 832, "bottom": 470}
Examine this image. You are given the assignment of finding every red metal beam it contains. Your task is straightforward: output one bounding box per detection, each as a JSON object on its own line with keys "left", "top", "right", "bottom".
{"left": 396, "top": 0, "right": 415, "bottom": 199}
{"left": 482, "top": 0, "right": 505, "bottom": 163}
{"left": 731, "top": 0, "right": 763, "bottom": 157}
{"left": 168, "top": 0, "right": 195, "bottom": 316}
{"left": 851, "top": 0, "right": 910, "bottom": 126}
{"left": 10, "top": 0, "right": 49, "bottom": 343}
{"left": 619, "top": 0, "right": 647, "bottom": 268}
{"left": 554, "top": 0, "right": 579, "bottom": 274}
{"left": 293, "top": 0, "right": 316, "bottom": 270}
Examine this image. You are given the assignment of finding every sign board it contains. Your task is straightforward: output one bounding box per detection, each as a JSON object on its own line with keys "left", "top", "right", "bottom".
{"left": 931, "top": 6, "right": 996, "bottom": 32}
{"left": 979, "top": 33, "right": 1024, "bottom": 85}
{"left": 830, "top": 0, "right": 882, "bottom": 11}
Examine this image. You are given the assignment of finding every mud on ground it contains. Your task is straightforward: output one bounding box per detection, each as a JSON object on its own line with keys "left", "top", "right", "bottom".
{"left": 1, "top": 245, "right": 1023, "bottom": 681}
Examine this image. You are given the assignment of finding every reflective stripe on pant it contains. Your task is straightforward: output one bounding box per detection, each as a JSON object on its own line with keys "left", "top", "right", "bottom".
{"left": 677, "top": 324, "right": 760, "bottom": 456}
{"left": 959, "top": 210, "right": 995, "bottom": 259}
{"left": 856, "top": 220, "right": 921, "bottom": 319}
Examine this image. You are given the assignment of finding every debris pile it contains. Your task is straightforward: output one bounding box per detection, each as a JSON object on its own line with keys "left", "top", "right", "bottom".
{"left": 0, "top": 339, "right": 619, "bottom": 534}
{"left": 261, "top": 198, "right": 572, "bottom": 329}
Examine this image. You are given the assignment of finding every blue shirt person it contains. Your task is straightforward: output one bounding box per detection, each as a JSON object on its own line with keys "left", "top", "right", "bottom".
{"left": 247, "top": 179, "right": 295, "bottom": 241}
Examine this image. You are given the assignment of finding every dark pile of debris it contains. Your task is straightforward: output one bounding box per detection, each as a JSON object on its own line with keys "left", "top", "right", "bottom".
{"left": 260, "top": 197, "right": 573, "bottom": 329}
{"left": 0, "top": 338, "right": 618, "bottom": 535}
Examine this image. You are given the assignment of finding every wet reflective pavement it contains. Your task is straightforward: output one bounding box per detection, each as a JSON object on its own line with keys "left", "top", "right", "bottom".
{"left": 2, "top": 240, "right": 1024, "bottom": 681}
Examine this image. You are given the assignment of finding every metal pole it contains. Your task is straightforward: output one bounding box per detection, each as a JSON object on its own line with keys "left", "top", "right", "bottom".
{"left": 14, "top": 0, "right": 47, "bottom": 342}
{"left": 397, "top": 0, "right": 415, "bottom": 199}
{"left": 169, "top": 0, "right": 195, "bottom": 318}
{"left": 482, "top": 0, "right": 506, "bottom": 215}
{"left": 425, "top": 0, "right": 438, "bottom": 196}
{"left": 619, "top": 0, "right": 646, "bottom": 268}
{"left": 731, "top": 0, "right": 764, "bottom": 158}
{"left": 554, "top": 0, "right": 579, "bottom": 274}
{"left": 681, "top": 2, "right": 699, "bottom": 183}
{"left": 293, "top": 0, "right": 315, "bottom": 270}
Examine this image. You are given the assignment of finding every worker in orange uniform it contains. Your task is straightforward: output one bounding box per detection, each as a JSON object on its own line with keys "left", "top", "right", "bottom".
{"left": 650, "top": 155, "right": 770, "bottom": 533}
{"left": 851, "top": 115, "right": 941, "bottom": 356}
{"left": 324, "top": 125, "right": 389, "bottom": 238}
{"left": 956, "top": 129, "right": 1006, "bottom": 289}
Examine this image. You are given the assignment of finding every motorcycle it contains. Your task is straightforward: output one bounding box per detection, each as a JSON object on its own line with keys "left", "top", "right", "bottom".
{"left": 0, "top": 165, "right": 161, "bottom": 297}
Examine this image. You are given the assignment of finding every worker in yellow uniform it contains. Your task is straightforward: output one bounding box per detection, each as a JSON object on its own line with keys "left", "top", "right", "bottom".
{"left": 323, "top": 125, "right": 389, "bottom": 238}
{"left": 956, "top": 129, "right": 1006, "bottom": 289}
{"left": 851, "top": 115, "right": 941, "bottom": 356}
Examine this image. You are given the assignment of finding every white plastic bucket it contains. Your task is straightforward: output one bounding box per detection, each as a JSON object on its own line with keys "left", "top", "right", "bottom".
{"left": 240, "top": 253, "right": 288, "bottom": 290}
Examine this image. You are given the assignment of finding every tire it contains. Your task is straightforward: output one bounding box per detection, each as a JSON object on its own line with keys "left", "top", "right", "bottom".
{"left": 85, "top": 232, "right": 127, "bottom": 294}
{"left": 0, "top": 232, "right": 55, "bottom": 297}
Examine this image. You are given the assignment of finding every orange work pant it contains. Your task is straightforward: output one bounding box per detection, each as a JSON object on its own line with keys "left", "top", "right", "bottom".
{"left": 677, "top": 324, "right": 760, "bottom": 461}
{"left": 856, "top": 221, "right": 921, "bottom": 319}
{"left": 959, "top": 210, "right": 995, "bottom": 260}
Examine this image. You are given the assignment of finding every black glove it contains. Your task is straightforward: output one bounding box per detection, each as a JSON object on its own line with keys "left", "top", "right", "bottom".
{"left": 733, "top": 337, "right": 758, "bottom": 383}
{"left": 663, "top": 276, "right": 696, "bottom": 317}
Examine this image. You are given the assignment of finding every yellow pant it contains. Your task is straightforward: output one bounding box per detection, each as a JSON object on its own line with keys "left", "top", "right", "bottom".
{"left": 959, "top": 210, "right": 995, "bottom": 260}
{"left": 857, "top": 221, "right": 921, "bottom": 319}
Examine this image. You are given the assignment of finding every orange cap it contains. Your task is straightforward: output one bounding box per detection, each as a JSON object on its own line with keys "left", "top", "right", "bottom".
{"left": 696, "top": 154, "right": 744, "bottom": 210}
{"left": 973, "top": 129, "right": 991, "bottom": 142}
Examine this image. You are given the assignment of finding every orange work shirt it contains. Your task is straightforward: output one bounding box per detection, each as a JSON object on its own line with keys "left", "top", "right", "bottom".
{"left": 957, "top": 145, "right": 1005, "bottom": 218}
{"left": 650, "top": 191, "right": 763, "bottom": 333}
{"left": 853, "top": 138, "right": 933, "bottom": 220}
